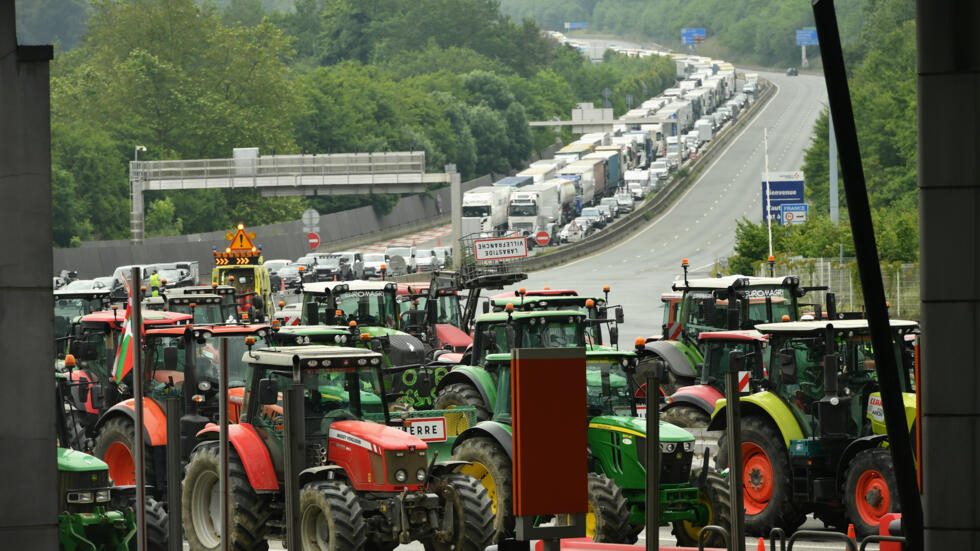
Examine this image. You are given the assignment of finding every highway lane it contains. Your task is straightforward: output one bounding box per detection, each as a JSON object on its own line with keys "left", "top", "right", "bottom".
{"left": 503, "top": 69, "right": 827, "bottom": 341}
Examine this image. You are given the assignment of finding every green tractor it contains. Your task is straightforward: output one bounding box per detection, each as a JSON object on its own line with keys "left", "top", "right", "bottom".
{"left": 450, "top": 344, "right": 731, "bottom": 545}
{"left": 641, "top": 274, "right": 811, "bottom": 394}
{"left": 708, "top": 318, "right": 918, "bottom": 537}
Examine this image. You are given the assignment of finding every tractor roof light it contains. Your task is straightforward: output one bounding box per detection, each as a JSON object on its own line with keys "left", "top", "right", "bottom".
{"left": 585, "top": 299, "right": 595, "bottom": 308}
{"left": 505, "top": 303, "right": 514, "bottom": 313}
{"left": 634, "top": 337, "right": 646, "bottom": 349}
{"left": 681, "top": 258, "right": 689, "bottom": 267}
{"left": 360, "top": 333, "right": 371, "bottom": 342}
{"left": 245, "top": 337, "right": 256, "bottom": 346}
{"left": 349, "top": 321, "right": 358, "bottom": 328}
{"left": 278, "top": 301, "right": 285, "bottom": 307}
{"left": 603, "top": 285, "right": 610, "bottom": 293}
{"left": 781, "top": 315, "right": 790, "bottom": 322}
{"left": 64, "top": 354, "right": 77, "bottom": 369}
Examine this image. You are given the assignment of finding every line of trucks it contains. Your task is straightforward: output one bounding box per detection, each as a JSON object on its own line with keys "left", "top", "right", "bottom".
{"left": 463, "top": 53, "right": 750, "bottom": 245}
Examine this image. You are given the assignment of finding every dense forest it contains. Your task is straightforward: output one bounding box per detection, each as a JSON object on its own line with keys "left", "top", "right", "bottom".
{"left": 499, "top": 0, "right": 870, "bottom": 68}
{"left": 727, "top": 0, "right": 918, "bottom": 274}
{"left": 28, "top": 0, "right": 676, "bottom": 246}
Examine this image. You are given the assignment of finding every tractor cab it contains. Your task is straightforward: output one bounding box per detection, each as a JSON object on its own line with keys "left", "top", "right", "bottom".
{"left": 488, "top": 286, "right": 623, "bottom": 347}
{"left": 167, "top": 284, "right": 239, "bottom": 322}
{"left": 54, "top": 288, "right": 111, "bottom": 342}
{"left": 300, "top": 281, "right": 400, "bottom": 329}
{"left": 470, "top": 309, "right": 587, "bottom": 366}
{"left": 399, "top": 277, "right": 472, "bottom": 353}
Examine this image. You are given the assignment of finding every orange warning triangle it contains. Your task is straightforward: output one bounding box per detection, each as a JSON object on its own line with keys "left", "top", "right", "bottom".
{"left": 228, "top": 228, "right": 256, "bottom": 251}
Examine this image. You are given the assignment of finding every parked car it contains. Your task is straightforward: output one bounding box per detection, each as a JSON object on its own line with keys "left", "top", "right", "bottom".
{"left": 384, "top": 246, "right": 417, "bottom": 275}
{"left": 786, "top": 67, "right": 799, "bottom": 76}
{"left": 331, "top": 251, "right": 364, "bottom": 279}
{"left": 263, "top": 259, "right": 292, "bottom": 275}
{"left": 558, "top": 218, "right": 590, "bottom": 243}
{"left": 614, "top": 192, "right": 635, "bottom": 214}
{"left": 415, "top": 249, "right": 439, "bottom": 272}
{"left": 433, "top": 246, "right": 453, "bottom": 268}
{"left": 277, "top": 264, "right": 303, "bottom": 290}
{"left": 362, "top": 253, "right": 390, "bottom": 279}
{"left": 580, "top": 207, "right": 607, "bottom": 229}
{"left": 599, "top": 198, "right": 621, "bottom": 219}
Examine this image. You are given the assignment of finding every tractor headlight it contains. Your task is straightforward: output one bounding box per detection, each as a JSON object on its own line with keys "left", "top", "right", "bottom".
{"left": 683, "top": 441, "right": 695, "bottom": 452}
{"left": 340, "top": 336, "right": 348, "bottom": 344}
{"left": 95, "top": 489, "right": 112, "bottom": 503}
{"left": 416, "top": 468, "right": 427, "bottom": 482}
{"left": 659, "top": 442, "right": 676, "bottom": 453}
{"left": 295, "top": 336, "right": 304, "bottom": 345}
{"left": 198, "top": 380, "right": 212, "bottom": 392}
{"left": 66, "top": 491, "right": 94, "bottom": 504}
{"left": 334, "top": 335, "right": 342, "bottom": 343}
{"left": 394, "top": 469, "right": 408, "bottom": 483}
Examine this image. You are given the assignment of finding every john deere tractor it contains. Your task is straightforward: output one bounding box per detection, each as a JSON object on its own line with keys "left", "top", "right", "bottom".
{"left": 450, "top": 343, "right": 731, "bottom": 545}
{"left": 182, "top": 345, "right": 493, "bottom": 551}
{"left": 708, "top": 318, "right": 918, "bottom": 537}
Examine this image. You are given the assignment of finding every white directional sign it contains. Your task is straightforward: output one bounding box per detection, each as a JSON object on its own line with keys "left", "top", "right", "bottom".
{"left": 302, "top": 208, "right": 320, "bottom": 229}
{"left": 473, "top": 236, "right": 528, "bottom": 261}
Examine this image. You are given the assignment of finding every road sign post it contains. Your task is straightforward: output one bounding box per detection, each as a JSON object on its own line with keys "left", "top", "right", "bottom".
{"left": 781, "top": 203, "right": 809, "bottom": 225}
{"left": 307, "top": 232, "right": 320, "bottom": 250}
{"left": 681, "top": 27, "right": 706, "bottom": 46}
{"left": 534, "top": 231, "right": 551, "bottom": 247}
{"left": 761, "top": 171, "right": 805, "bottom": 225}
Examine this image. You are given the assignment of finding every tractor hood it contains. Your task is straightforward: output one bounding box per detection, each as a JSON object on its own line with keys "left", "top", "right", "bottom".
{"left": 329, "top": 420, "right": 429, "bottom": 452}
{"left": 589, "top": 415, "right": 695, "bottom": 443}
{"left": 434, "top": 323, "right": 472, "bottom": 351}
{"left": 58, "top": 447, "right": 108, "bottom": 472}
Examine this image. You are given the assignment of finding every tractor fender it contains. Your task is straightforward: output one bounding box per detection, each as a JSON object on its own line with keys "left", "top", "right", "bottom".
{"left": 835, "top": 435, "right": 887, "bottom": 488}
{"left": 645, "top": 340, "right": 696, "bottom": 379}
{"left": 434, "top": 324, "right": 472, "bottom": 352}
{"left": 430, "top": 460, "right": 470, "bottom": 478}
{"left": 196, "top": 423, "right": 279, "bottom": 491}
{"left": 665, "top": 385, "right": 725, "bottom": 417}
{"left": 298, "top": 465, "right": 347, "bottom": 488}
{"left": 435, "top": 367, "right": 496, "bottom": 411}
{"left": 95, "top": 398, "right": 168, "bottom": 446}
{"left": 452, "top": 422, "right": 512, "bottom": 461}
{"left": 706, "top": 391, "right": 804, "bottom": 448}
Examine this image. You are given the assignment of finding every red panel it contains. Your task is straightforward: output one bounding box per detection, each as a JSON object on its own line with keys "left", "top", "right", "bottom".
{"left": 196, "top": 423, "right": 279, "bottom": 491}
{"left": 512, "top": 348, "right": 588, "bottom": 517}
{"left": 671, "top": 384, "right": 725, "bottom": 406}
{"left": 434, "top": 324, "right": 472, "bottom": 350}
{"left": 111, "top": 397, "right": 169, "bottom": 445}
{"left": 534, "top": 539, "right": 725, "bottom": 551}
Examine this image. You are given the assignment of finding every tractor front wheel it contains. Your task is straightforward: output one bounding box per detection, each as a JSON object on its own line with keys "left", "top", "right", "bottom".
{"left": 182, "top": 443, "right": 271, "bottom": 551}
{"left": 435, "top": 383, "right": 491, "bottom": 422}
{"left": 556, "top": 473, "right": 632, "bottom": 543}
{"left": 844, "top": 448, "right": 900, "bottom": 538}
{"left": 423, "top": 473, "right": 495, "bottom": 551}
{"left": 716, "top": 416, "right": 804, "bottom": 535}
{"left": 299, "top": 480, "right": 367, "bottom": 551}
{"left": 453, "top": 437, "right": 513, "bottom": 542}
{"left": 93, "top": 416, "right": 155, "bottom": 489}
{"left": 673, "top": 472, "right": 732, "bottom": 547}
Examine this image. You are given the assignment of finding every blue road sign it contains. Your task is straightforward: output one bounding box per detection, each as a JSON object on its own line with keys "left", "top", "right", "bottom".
{"left": 781, "top": 203, "right": 809, "bottom": 225}
{"left": 681, "top": 28, "right": 706, "bottom": 46}
{"left": 796, "top": 29, "right": 819, "bottom": 46}
{"left": 564, "top": 22, "right": 588, "bottom": 30}
{"left": 761, "top": 171, "right": 805, "bottom": 223}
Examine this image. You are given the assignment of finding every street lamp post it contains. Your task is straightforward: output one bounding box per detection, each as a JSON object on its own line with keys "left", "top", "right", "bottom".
{"left": 135, "top": 145, "right": 146, "bottom": 162}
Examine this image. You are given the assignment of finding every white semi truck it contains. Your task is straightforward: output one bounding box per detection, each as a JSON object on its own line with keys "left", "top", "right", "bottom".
{"left": 507, "top": 178, "right": 577, "bottom": 244}
{"left": 462, "top": 185, "right": 511, "bottom": 236}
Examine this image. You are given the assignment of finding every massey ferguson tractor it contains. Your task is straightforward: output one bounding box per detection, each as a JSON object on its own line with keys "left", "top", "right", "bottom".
{"left": 182, "top": 345, "right": 494, "bottom": 551}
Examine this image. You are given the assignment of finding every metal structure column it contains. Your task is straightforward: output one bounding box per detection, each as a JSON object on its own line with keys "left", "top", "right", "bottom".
{"left": 917, "top": 1, "right": 980, "bottom": 549}
{"left": 0, "top": 1, "right": 56, "bottom": 547}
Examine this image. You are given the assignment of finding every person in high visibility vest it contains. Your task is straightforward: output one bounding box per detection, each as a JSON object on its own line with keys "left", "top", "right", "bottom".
{"left": 149, "top": 270, "right": 161, "bottom": 296}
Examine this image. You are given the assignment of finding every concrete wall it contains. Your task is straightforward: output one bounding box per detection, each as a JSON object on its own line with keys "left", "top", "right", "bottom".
{"left": 0, "top": 1, "right": 57, "bottom": 546}
{"left": 55, "top": 174, "right": 492, "bottom": 278}
{"left": 918, "top": 1, "right": 980, "bottom": 548}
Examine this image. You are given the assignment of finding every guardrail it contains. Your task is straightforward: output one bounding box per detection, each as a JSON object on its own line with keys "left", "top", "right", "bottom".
{"left": 523, "top": 79, "right": 776, "bottom": 272}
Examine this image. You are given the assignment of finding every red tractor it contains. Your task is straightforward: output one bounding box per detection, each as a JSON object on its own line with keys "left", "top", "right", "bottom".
{"left": 182, "top": 344, "right": 494, "bottom": 551}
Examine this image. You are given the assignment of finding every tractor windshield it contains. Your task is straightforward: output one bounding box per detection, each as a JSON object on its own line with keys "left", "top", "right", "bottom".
{"left": 169, "top": 302, "right": 224, "bottom": 324}
{"left": 334, "top": 290, "right": 397, "bottom": 327}
{"left": 702, "top": 340, "right": 766, "bottom": 385}
{"left": 585, "top": 357, "right": 634, "bottom": 418}
{"left": 408, "top": 294, "right": 462, "bottom": 328}
{"left": 520, "top": 319, "right": 583, "bottom": 348}
{"left": 682, "top": 285, "right": 796, "bottom": 337}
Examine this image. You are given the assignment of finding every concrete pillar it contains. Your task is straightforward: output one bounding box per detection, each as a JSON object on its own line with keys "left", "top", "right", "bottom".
{"left": 0, "top": 0, "right": 57, "bottom": 547}
{"left": 449, "top": 167, "right": 462, "bottom": 269}
{"left": 918, "top": 2, "right": 980, "bottom": 549}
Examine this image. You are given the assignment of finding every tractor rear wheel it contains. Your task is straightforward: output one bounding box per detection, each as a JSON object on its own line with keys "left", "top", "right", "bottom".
{"left": 182, "top": 443, "right": 271, "bottom": 551}
{"left": 93, "top": 416, "right": 155, "bottom": 489}
{"left": 661, "top": 405, "right": 710, "bottom": 429}
{"left": 716, "top": 416, "right": 804, "bottom": 535}
{"left": 299, "top": 480, "right": 367, "bottom": 551}
{"left": 556, "top": 473, "right": 633, "bottom": 544}
{"left": 435, "top": 383, "right": 491, "bottom": 422}
{"left": 453, "top": 437, "right": 513, "bottom": 542}
{"left": 844, "top": 448, "right": 900, "bottom": 538}
{"left": 673, "top": 472, "right": 731, "bottom": 547}
{"left": 423, "top": 473, "right": 495, "bottom": 551}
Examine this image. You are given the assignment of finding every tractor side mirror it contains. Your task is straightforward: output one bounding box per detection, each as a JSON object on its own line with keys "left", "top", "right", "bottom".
{"left": 615, "top": 307, "right": 624, "bottom": 325}
{"left": 74, "top": 341, "right": 99, "bottom": 362}
{"left": 163, "top": 347, "right": 179, "bottom": 371}
{"left": 729, "top": 350, "right": 745, "bottom": 373}
{"left": 727, "top": 299, "right": 740, "bottom": 330}
{"left": 89, "top": 383, "right": 104, "bottom": 407}
{"left": 779, "top": 349, "right": 798, "bottom": 384}
{"left": 482, "top": 302, "right": 490, "bottom": 314}
{"left": 258, "top": 378, "right": 279, "bottom": 405}
{"left": 608, "top": 325, "right": 619, "bottom": 348}
{"left": 635, "top": 356, "right": 666, "bottom": 381}
{"left": 305, "top": 302, "right": 319, "bottom": 325}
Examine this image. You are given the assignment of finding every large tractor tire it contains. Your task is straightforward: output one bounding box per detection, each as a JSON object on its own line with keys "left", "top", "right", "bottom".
{"left": 453, "top": 437, "right": 513, "bottom": 543}
{"left": 435, "top": 383, "right": 491, "bottom": 422}
{"left": 716, "top": 416, "right": 804, "bottom": 535}
{"left": 844, "top": 448, "right": 900, "bottom": 538}
{"left": 423, "top": 473, "right": 495, "bottom": 551}
{"left": 142, "top": 496, "right": 170, "bottom": 551}
{"left": 661, "top": 405, "right": 711, "bottom": 429}
{"left": 299, "top": 480, "right": 367, "bottom": 551}
{"left": 94, "top": 416, "right": 155, "bottom": 488}
{"left": 673, "top": 472, "right": 732, "bottom": 547}
{"left": 182, "top": 443, "right": 271, "bottom": 551}
{"left": 555, "top": 473, "right": 632, "bottom": 543}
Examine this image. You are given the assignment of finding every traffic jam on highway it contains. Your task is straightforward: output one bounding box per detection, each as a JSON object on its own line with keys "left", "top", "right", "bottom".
{"left": 50, "top": 54, "right": 914, "bottom": 551}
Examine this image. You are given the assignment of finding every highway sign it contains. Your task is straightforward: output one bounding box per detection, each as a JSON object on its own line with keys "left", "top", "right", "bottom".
{"left": 308, "top": 232, "right": 320, "bottom": 250}
{"left": 796, "top": 29, "right": 819, "bottom": 46}
{"left": 681, "top": 28, "right": 706, "bottom": 46}
{"left": 781, "top": 203, "right": 808, "bottom": 225}
{"left": 301, "top": 208, "right": 320, "bottom": 227}
{"left": 227, "top": 226, "right": 257, "bottom": 251}
{"left": 564, "top": 22, "right": 588, "bottom": 30}
{"left": 535, "top": 231, "right": 551, "bottom": 247}
{"left": 761, "top": 171, "right": 805, "bottom": 224}
{"left": 474, "top": 236, "right": 528, "bottom": 261}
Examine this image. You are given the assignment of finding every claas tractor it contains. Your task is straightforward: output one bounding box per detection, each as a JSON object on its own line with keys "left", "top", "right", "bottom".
{"left": 658, "top": 330, "right": 770, "bottom": 429}
{"left": 486, "top": 286, "right": 624, "bottom": 347}
{"left": 638, "top": 273, "right": 809, "bottom": 394}
{"left": 164, "top": 292, "right": 231, "bottom": 324}
{"left": 399, "top": 276, "right": 473, "bottom": 354}
{"left": 90, "top": 324, "right": 273, "bottom": 499}
{"left": 449, "top": 344, "right": 730, "bottom": 545}
{"left": 182, "top": 345, "right": 494, "bottom": 551}
{"left": 54, "top": 287, "right": 111, "bottom": 350}
{"left": 708, "top": 318, "right": 918, "bottom": 537}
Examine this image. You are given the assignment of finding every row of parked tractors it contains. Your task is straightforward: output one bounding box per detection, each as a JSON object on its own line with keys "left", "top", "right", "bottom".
{"left": 52, "top": 261, "right": 917, "bottom": 550}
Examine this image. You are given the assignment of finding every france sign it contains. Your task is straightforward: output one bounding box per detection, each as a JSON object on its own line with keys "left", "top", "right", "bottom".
{"left": 781, "top": 203, "right": 808, "bottom": 225}
{"left": 762, "top": 171, "right": 804, "bottom": 224}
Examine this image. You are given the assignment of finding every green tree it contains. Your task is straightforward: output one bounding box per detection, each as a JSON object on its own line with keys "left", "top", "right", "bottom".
{"left": 145, "top": 197, "right": 184, "bottom": 237}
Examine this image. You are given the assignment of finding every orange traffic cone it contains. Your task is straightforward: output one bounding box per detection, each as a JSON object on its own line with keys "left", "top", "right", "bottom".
{"left": 847, "top": 524, "right": 856, "bottom": 540}
{"left": 757, "top": 537, "right": 765, "bottom": 551}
